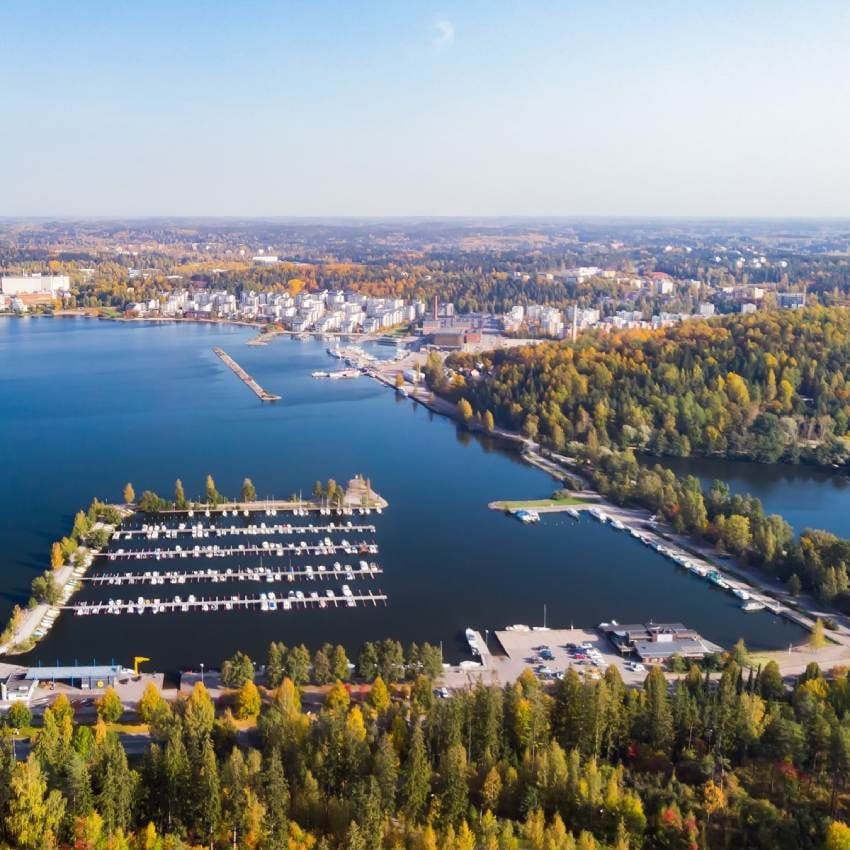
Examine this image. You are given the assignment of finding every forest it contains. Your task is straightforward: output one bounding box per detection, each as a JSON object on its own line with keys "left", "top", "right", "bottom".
{"left": 3, "top": 641, "right": 850, "bottom": 850}
{"left": 443, "top": 307, "right": 850, "bottom": 467}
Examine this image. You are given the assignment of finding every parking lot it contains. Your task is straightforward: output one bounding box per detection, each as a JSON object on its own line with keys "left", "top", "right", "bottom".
{"left": 440, "top": 627, "right": 650, "bottom": 689}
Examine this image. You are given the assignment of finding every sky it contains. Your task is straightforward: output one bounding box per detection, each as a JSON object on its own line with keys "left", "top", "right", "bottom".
{"left": 2, "top": 0, "right": 849, "bottom": 217}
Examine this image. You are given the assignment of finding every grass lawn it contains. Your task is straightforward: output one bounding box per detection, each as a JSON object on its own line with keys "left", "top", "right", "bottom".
{"left": 492, "top": 495, "right": 596, "bottom": 510}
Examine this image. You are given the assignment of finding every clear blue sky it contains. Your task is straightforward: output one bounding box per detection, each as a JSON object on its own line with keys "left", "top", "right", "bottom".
{"left": 2, "top": 0, "right": 848, "bottom": 217}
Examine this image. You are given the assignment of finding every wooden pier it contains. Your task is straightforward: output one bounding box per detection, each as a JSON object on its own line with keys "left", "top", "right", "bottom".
{"left": 114, "top": 521, "right": 377, "bottom": 540}
{"left": 66, "top": 589, "right": 388, "bottom": 615}
{"left": 213, "top": 347, "right": 281, "bottom": 401}
{"left": 98, "top": 539, "right": 377, "bottom": 560}
{"left": 84, "top": 562, "right": 382, "bottom": 585}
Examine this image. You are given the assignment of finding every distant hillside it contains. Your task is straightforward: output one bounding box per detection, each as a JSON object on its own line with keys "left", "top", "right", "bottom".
{"left": 442, "top": 306, "right": 850, "bottom": 466}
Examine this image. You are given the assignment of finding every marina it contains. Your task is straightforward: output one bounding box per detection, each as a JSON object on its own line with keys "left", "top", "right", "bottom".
{"left": 213, "top": 346, "right": 281, "bottom": 401}
{"left": 2, "top": 323, "right": 811, "bottom": 666}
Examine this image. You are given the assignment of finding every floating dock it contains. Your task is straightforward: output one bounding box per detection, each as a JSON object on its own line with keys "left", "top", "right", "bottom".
{"left": 213, "top": 347, "right": 281, "bottom": 401}
{"left": 84, "top": 562, "right": 382, "bottom": 586}
{"left": 98, "top": 539, "right": 378, "bottom": 561}
{"left": 67, "top": 589, "right": 387, "bottom": 615}
{"left": 113, "top": 521, "right": 377, "bottom": 540}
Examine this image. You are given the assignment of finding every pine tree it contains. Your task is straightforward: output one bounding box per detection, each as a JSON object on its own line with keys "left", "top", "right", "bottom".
{"left": 194, "top": 738, "right": 221, "bottom": 848}
{"left": 401, "top": 724, "right": 431, "bottom": 821}
{"left": 263, "top": 748, "right": 290, "bottom": 847}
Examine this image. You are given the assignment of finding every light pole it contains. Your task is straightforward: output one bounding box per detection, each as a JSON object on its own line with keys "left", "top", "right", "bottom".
{"left": 200, "top": 662, "right": 205, "bottom": 685}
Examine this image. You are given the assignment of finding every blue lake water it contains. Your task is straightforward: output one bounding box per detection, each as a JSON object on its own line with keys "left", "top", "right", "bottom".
{"left": 641, "top": 454, "right": 850, "bottom": 536}
{"left": 0, "top": 317, "right": 807, "bottom": 668}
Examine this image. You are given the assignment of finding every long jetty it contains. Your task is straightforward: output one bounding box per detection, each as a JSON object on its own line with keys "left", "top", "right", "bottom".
{"left": 67, "top": 590, "right": 388, "bottom": 615}
{"left": 114, "top": 521, "right": 377, "bottom": 540}
{"left": 99, "top": 540, "right": 377, "bottom": 560}
{"left": 213, "top": 347, "right": 281, "bottom": 401}
{"left": 85, "top": 562, "right": 382, "bottom": 585}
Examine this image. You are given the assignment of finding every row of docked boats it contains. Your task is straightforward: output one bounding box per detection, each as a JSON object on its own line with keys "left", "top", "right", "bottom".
{"left": 73, "top": 584, "right": 382, "bottom": 616}
{"left": 176, "top": 504, "right": 378, "bottom": 519}
{"left": 103, "top": 539, "right": 379, "bottom": 561}
{"left": 87, "top": 560, "right": 380, "bottom": 586}
{"left": 640, "top": 536, "right": 770, "bottom": 613}
{"left": 312, "top": 368, "right": 361, "bottom": 379}
{"left": 115, "top": 520, "right": 377, "bottom": 541}
{"left": 581, "top": 505, "right": 774, "bottom": 614}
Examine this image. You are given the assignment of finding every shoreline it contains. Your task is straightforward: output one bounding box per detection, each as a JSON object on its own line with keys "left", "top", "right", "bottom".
{"left": 360, "top": 360, "right": 850, "bottom": 674}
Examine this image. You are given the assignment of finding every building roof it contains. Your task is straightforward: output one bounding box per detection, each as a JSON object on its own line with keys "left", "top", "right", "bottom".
{"left": 633, "top": 639, "right": 709, "bottom": 660}
{"left": 24, "top": 665, "right": 125, "bottom": 680}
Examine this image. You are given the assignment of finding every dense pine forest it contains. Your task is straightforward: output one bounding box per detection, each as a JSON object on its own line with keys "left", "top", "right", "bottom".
{"left": 3, "top": 648, "right": 850, "bottom": 850}
{"left": 443, "top": 307, "right": 850, "bottom": 466}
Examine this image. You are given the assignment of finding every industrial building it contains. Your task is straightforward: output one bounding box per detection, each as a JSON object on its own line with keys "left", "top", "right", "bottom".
{"left": 1, "top": 274, "right": 70, "bottom": 296}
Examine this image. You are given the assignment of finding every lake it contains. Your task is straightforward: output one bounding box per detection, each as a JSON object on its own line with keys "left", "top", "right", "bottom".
{"left": 0, "top": 317, "right": 807, "bottom": 668}
{"left": 641, "top": 454, "right": 850, "bottom": 536}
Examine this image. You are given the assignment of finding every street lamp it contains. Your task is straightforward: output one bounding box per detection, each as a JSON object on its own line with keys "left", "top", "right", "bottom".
{"left": 200, "top": 662, "right": 205, "bottom": 685}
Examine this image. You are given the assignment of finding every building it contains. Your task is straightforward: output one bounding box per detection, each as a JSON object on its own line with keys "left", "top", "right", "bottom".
{"left": 1, "top": 671, "right": 38, "bottom": 704}
{"left": 1, "top": 274, "right": 70, "bottom": 296}
{"left": 24, "top": 664, "right": 126, "bottom": 689}
{"left": 602, "top": 622, "right": 716, "bottom": 664}
{"left": 778, "top": 292, "right": 806, "bottom": 309}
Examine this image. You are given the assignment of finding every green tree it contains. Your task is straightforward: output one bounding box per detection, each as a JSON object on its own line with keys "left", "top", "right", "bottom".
{"left": 6, "top": 755, "right": 66, "bottom": 850}
{"left": 194, "top": 737, "right": 221, "bottom": 846}
{"left": 285, "top": 644, "right": 311, "bottom": 685}
{"left": 332, "top": 644, "right": 351, "bottom": 681}
{"left": 221, "top": 650, "right": 255, "bottom": 688}
{"left": 401, "top": 723, "right": 431, "bottom": 822}
{"left": 174, "top": 478, "right": 188, "bottom": 509}
{"left": 96, "top": 686, "right": 123, "bottom": 723}
{"left": 72, "top": 510, "right": 90, "bottom": 541}
{"left": 240, "top": 477, "right": 257, "bottom": 502}
{"left": 7, "top": 701, "right": 31, "bottom": 729}
{"left": 358, "top": 642, "right": 380, "bottom": 681}
{"left": 138, "top": 681, "right": 171, "bottom": 733}
{"left": 267, "top": 641, "right": 287, "bottom": 688}
{"left": 205, "top": 474, "right": 221, "bottom": 505}
{"left": 312, "top": 645, "right": 332, "bottom": 685}
{"left": 440, "top": 743, "right": 469, "bottom": 826}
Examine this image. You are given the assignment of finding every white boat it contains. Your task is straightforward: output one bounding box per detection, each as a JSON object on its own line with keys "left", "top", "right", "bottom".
{"left": 514, "top": 509, "right": 540, "bottom": 524}
{"left": 742, "top": 600, "right": 766, "bottom": 612}
{"left": 733, "top": 588, "right": 750, "bottom": 600}
{"left": 566, "top": 508, "right": 580, "bottom": 519}
{"left": 465, "top": 627, "right": 481, "bottom": 656}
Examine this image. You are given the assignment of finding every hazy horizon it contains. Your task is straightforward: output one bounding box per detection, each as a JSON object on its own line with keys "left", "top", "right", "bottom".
{"left": 3, "top": 1, "right": 849, "bottom": 218}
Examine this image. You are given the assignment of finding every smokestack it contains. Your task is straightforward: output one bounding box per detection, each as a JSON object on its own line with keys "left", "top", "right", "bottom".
{"left": 571, "top": 305, "right": 578, "bottom": 343}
